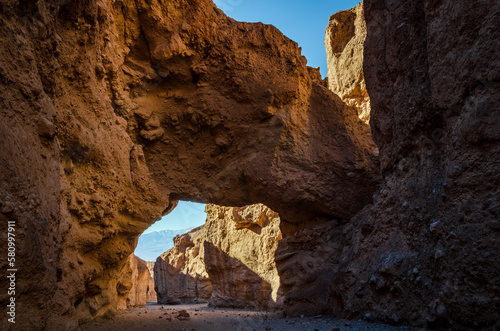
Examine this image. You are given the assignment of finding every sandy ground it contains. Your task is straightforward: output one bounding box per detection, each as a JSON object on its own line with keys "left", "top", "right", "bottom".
{"left": 80, "top": 302, "right": 422, "bottom": 331}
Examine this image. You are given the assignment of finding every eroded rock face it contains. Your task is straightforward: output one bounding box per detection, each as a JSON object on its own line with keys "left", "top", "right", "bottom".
{"left": 120, "top": 255, "right": 150, "bottom": 309}
{"left": 331, "top": 1, "right": 500, "bottom": 329}
{"left": 146, "top": 261, "right": 157, "bottom": 302}
{"left": 204, "top": 204, "right": 283, "bottom": 310}
{"left": 273, "top": 1, "right": 377, "bottom": 317}
{"left": 154, "top": 226, "right": 212, "bottom": 304}
{"left": 325, "top": 2, "right": 370, "bottom": 124}
{"left": 154, "top": 204, "right": 282, "bottom": 309}
{"left": 0, "top": 0, "right": 379, "bottom": 328}
{"left": 276, "top": 220, "right": 342, "bottom": 316}
{"left": 125, "top": 0, "right": 379, "bottom": 224}
{"left": 5, "top": 0, "right": 496, "bottom": 328}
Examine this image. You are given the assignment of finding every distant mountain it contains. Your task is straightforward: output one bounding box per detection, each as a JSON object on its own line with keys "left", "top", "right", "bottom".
{"left": 134, "top": 228, "right": 194, "bottom": 262}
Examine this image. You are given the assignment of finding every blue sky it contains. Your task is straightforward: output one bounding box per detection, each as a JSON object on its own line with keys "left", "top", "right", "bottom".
{"left": 142, "top": 201, "right": 207, "bottom": 234}
{"left": 213, "top": 0, "right": 361, "bottom": 77}
{"left": 141, "top": 1, "right": 362, "bottom": 236}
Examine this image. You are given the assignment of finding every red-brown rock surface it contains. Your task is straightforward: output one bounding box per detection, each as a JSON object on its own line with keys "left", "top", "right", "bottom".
{"left": 120, "top": 255, "right": 151, "bottom": 309}
{"left": 155, "top": 204, "right": 282, "bottom": 310}
{"left": 1, "top": 0, "right": 497, "bottom": 329}
{"left": 146, "top": 261, "right": 157, "bottom": 302}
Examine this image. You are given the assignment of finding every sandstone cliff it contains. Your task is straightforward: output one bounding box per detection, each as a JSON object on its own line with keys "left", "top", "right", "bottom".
{"left": 154, "top": 226, "right": 212, "bottom": 304}
{"left": 325, "top": 2, "right": 370, "bottom": 124}
{"left": 120, "top": 255, "right": 150, "bottom": 309}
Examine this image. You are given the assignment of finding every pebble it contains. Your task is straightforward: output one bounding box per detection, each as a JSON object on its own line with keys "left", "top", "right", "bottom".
{"left": 176, "top": 309, "right": 190, "bottom": 320}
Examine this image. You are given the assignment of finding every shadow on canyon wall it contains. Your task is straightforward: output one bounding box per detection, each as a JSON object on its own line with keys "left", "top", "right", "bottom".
{"left": 204, "top": 241, "right": 276, "bottom": 310}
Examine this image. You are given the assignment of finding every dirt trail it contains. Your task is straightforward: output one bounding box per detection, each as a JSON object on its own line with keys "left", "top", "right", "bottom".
{"left": 80, "top": 303, "right": 421, "bottom": 331}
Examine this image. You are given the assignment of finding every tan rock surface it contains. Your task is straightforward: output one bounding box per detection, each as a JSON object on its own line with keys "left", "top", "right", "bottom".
{"left": 325, "top": 2, "right": 370, "bottom": 124}
{"left": 154, "top": 226, "right": 212, "bottom": 304}
{"left": 145, "top": 261, "right": 157, "bottom": 302}
{"left": 6, "top": 0, "right": 497, "bottom": 328}
{"left": 121, "top": 255, "right": 151, "bottom": 309}
{"left": 204, "top": 204, "right": 283, "bottom": 310}
{"left": 155, "top": 204, "right": 282, "bottom": 310}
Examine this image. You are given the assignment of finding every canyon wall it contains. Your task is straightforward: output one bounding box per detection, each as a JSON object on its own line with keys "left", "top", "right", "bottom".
{"left": 0, "top": 0, "right": 497, "bottom": 329}
{"left": 154, "top": 226, "right": 212, "bottom": 304}
{"left": 0, "top": 0, "right": 378, "bottom": 328}
{"left": 146, "top": 261, "right": 157, "bottom": 302}
{"left": 120, "top": 255, "right": 150, "bottom": 309}
{"left": 325, "top": 2, "right": 370, "bottom": 124}
{"left": 330, "top": 0, "right": 500, "bottom": 329}
{"left": 155, "top": 204, "right": 282, "bottom": 310}
{"left": 204, "top": 204, "right": 283, "bottom": 310}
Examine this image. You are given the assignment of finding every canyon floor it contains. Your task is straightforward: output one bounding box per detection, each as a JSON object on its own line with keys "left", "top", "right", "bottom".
{"left": 80, "top": 303, "right": 421, "bottom": 331}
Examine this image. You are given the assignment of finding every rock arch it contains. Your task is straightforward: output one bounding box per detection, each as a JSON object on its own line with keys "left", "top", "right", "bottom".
{"left": 0, "top": 0, "right": 378, "bottom": 328}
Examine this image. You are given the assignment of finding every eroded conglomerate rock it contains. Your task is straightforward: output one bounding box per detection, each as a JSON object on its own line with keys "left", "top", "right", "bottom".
{"left": 204, "top": 204, "right": 283, "bottom": 309}
{"left": 331, "top": 1, "right": 500, "bottom": 329}
{"left": 0, "top": 0, "right": 379, "bottom": 328}
{"left": 125, "top": 0, "right": 379, "bottom": 224}
{"left": 154, "top": 226, "right": 212, "bottom": 304}
{"left": 325, "top": 2, "right": 370, "bottom": 124}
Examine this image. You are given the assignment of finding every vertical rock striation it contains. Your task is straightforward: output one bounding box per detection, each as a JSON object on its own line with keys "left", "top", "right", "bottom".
{"left": 146, "top": 261, "right": 157, "bottom": 302}
{"left": 120, "top": 255, "right": 151, "bottom": 309}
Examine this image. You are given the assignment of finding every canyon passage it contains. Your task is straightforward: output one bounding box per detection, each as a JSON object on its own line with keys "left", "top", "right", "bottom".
{"left": 0, "top": 0, "right": 499, "bottom": 330}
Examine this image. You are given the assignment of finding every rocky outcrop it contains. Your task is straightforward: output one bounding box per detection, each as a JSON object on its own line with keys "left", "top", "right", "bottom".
{"left": 0, "top": 0, "right": 379, "bottom": 328}
{"left": 325, "top": 2, "right": 370, "bottom": 124}
{"left": 125, "top": 0, "right": 379, "bottom": 224}
{"left": 154, "top": 226, "right": 212, "bottom": 304}
{"left": 204, "top": 204, "right": 283, "bottom": 309}
{"left": 272, "top": 1, "right": 377, "bottom": 317}
{"left": 330, "top": 0, "right": 500, "bottom": 329}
